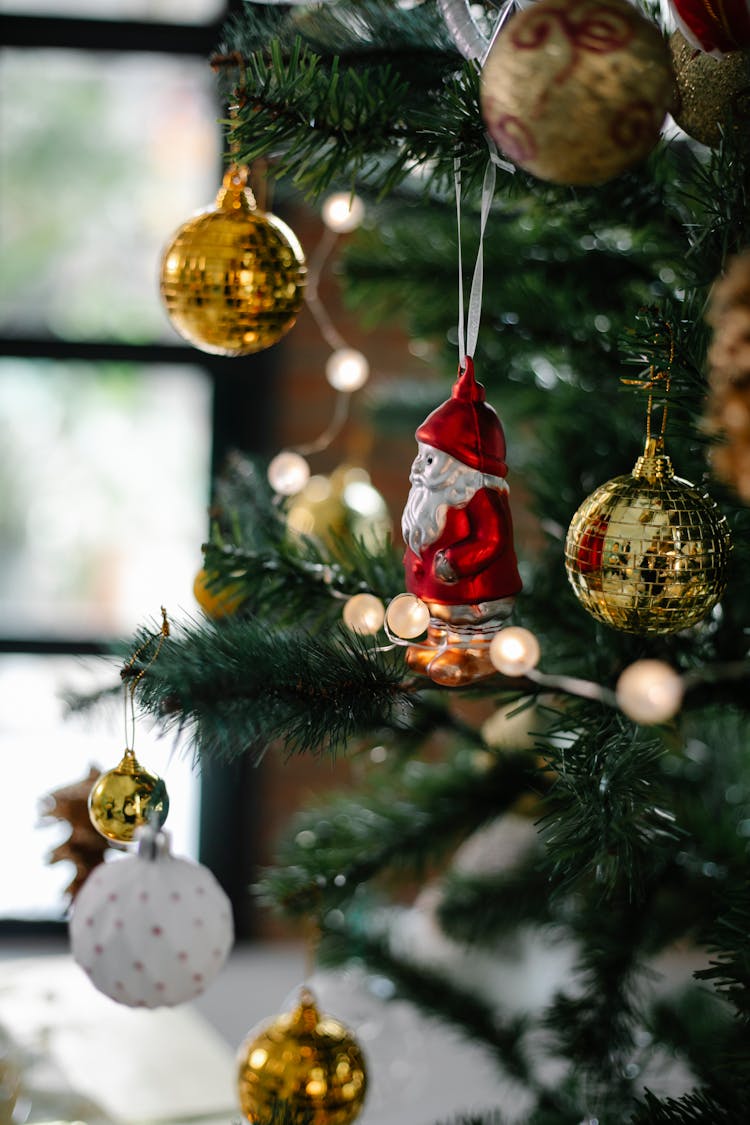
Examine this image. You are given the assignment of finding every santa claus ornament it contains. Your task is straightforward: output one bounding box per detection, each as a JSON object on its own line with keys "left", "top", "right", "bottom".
{"left": 669, "top": 0, "right": 750, "bottom": 56}
{"left": 390, "top": 358, "right": 522, "bottom": 686}
{"left": 385, "top": 147, "right": 523, "bottom": 687}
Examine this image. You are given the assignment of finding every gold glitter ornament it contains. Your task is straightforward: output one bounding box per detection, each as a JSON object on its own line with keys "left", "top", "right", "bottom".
{"left": 237, "top": 988, "right": 367, "bottom": 1125}
{"left": 480, "top": 0, "right": 674, "bottom": 185}
{"left": 159, "top": 165, "right": 306, "bottom": 356}
{"left": 670, "top": 30, "right": 750, "bottom": 146}
{"left": 565, "top": 436, "right": 731, "bottom": 634}
{"left": 88, "top": 750, "right": 169, "bottom": 843}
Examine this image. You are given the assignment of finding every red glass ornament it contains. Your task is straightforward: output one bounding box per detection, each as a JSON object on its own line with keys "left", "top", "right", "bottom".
{"left": 669, "top": 0, "right": 750, "bottom": 55}
{"left": 399, "top": 358, "right": 522, "bottom": 687}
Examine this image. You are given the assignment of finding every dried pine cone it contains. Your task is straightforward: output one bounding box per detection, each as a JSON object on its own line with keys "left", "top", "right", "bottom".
{"left": 705, "top": 251, "right": 750, "bottom": 501}
{"left": 41, "top": 764, "right": 109, "bottom": 900}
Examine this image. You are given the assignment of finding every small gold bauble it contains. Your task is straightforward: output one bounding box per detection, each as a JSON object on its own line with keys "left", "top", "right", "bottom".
{"left": 88, "top": 751, "right": 169, "bottom": 843}
{"left": 286, "top": 465, "right": 390, "bottom": 552}
{"left": 670, "top": 30, "right": 750, "bottom": 147}
{"left": 159, "top": 166, "right": 306, "bottom": 356}
{"left": 564, "top": 439, "right": 732, "bottom": 634}
{"left": 193, "top": 567, "right": 246, "bottom": 619}
{"left": 480, "top": 0, "right": 674, "bottom": 184}
{"left": 237, "top": 989, "right": 367, "bottom": 1125}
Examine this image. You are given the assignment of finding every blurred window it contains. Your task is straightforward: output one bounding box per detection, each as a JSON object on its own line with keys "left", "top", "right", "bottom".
{"left": 0, "top": 0, "right": 223, "bottom": 23}
{"left": 0, "top": 358, "right": 212, "bottom": 638}
{"left": 0, "top": 654, "right": 200, "bottom": 920}
{"left": 0, "top": 5, "right": 258, "bottom": 924}
{"left": 0, "top": 50, "right": 220, "bottom": 342}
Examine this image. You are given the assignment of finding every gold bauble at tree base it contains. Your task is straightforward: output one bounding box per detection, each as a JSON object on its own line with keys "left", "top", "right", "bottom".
{"left": 480, "top": 0, "right": 674, "bottom": 185}
{"left": 160, "top": 165, "right": 306, "bottom": 356}
{"left": 88, "top": 750, "right": 169, "bottom": 843}
{"left": 564, "top": 438, "right": 731, "bottom": 634}
{"left": 237, "top": 989, "right": 367, "bottom": 1125}
{"left": 670, "top": 30, "right": 750, "bottom": 147}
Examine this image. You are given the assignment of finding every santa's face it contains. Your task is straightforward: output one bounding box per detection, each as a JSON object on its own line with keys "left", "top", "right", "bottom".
{"left": 409, "top": 444, "right": 457, "bottom": 490}
{"left": 403, "top": 443, "right": 478, "bottom": 554}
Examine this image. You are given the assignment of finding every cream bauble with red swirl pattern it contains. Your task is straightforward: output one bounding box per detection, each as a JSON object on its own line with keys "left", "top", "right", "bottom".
{"left": 69, "top": 830, "right": 234, "bottom": 1008}
{"left": 480, "top": 0, "right": 674, "bottom": 185}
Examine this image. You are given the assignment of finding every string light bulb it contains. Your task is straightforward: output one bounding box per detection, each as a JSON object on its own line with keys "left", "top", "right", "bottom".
{"left": 385, "top": 593, "right": 430, "bottom": 639}
{"left": 322, "top": 192, "right": 365, "bottom": 233}
{"left": 326, "top": 348, "right": 370, "bottom": 392}
{"left": 343, "top": 593, "right": 385, "bottom": 635}
{"left": 267, "top": 451, "right": 310, "bottom": 497}
{"left": 616, "top": 659, "right": 684, "bottom": 725}
{"left": 489, "top": 627, "right": 541, "bottom": 677}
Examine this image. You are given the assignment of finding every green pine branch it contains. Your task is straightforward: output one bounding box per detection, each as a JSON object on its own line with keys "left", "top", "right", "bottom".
{"left": 646, "top": 988, "right": 738, "bottom": 1097}
{"left": 127, "top": 615, "right": 410, "bottom": 761}
{"left": 436, "top": 852, "right": 558, "bottom": 946}
{"left": 201, "top": 531, "right": 403, "bottom": 630}
{"left": 199, "top": 454, "right": 403, "bottom": 627}
{"left": 257, "top": 748, "right": 539, "bottom": 916}
{"left": 695, "top": 886, "right": 750, "bottom": 1023}
{"left": 538, "top": 709, "right": 679, "bottom": 899}
{"left": 630, "top": 1088, "right": 743, "bottom": 1124}
{"left": 220, "top": 7, "right": 487, "bottom": 199}
{"left": 317, "top": 913, "right": 542, "bottom": 1094}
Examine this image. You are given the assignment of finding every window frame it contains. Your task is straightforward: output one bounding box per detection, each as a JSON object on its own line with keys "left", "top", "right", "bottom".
{"left": 0, "top": 5, "right": 271, "bottom": 937}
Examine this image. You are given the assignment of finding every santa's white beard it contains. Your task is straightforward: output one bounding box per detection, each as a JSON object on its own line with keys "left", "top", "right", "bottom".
{"left": 402, "top": 447, "right": 507, "bottom": 555}
{"left": 403, "top": 484, "right": 450, "bottom": 554}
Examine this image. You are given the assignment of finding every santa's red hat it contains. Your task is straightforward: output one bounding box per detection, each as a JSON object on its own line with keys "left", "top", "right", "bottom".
{"left": 415, "top": 357, "right": 507, "bottom": 478}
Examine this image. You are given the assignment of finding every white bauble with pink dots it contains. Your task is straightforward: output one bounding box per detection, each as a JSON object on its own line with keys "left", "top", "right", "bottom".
{"left": 69, "top": 828, "right": 234, "bottom": 1008}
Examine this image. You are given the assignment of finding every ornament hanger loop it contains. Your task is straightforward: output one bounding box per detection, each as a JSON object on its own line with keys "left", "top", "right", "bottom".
{"left": 621, "top": 317, "right": 675, "bottom": 449}
{"left": 135, "top": 822, "right": 169, "bottom": 862}
{"left": 438, "top": 0, "right": 517, "bottom": 65}
{"left": 121, "top": 607, "right": 170, "bottom": 750}
{"left": 454, "top": 139, "right": 498, "bottom": 369}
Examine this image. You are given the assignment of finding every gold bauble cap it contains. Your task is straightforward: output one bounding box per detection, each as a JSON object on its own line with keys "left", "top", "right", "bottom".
{"left": 88, "top": 750, "right": 169, "bottom": 843}
{"left": 564, "top": 438, "right": 732, "bottom": 634}
{"left": 237, "top": 988, "right": 367, "bottom": 1125}
{"left": 159, "top": 166, "right": 306, "bottom": 357}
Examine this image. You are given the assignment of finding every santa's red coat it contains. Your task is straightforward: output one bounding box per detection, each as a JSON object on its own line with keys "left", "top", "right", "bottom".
{"left": 403, "top": 486, "right": 522, "bottom": 606}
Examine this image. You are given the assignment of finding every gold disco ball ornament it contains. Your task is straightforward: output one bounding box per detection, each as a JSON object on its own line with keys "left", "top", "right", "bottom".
{"left": 670, "top": 30, "right": 750, "bottom": 148}
{"left": 159, "top": 165, "right": 306, "bottom": 356}
{"left": 564, "top": 437, "right": 732, "bottom": 634}
{"left": 88, "top": 749, "right": 169, "bottom": 843}
{"left": 237, "top": 988, "right": 367, "bottom": 1125}
{"left": 480, "top": 0, "right": 674, "bottom": 185}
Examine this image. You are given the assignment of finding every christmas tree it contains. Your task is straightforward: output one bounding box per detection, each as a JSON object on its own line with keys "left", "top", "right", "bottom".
{"left": 88, "top": 2, "right": 750, "bottom": 1122}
